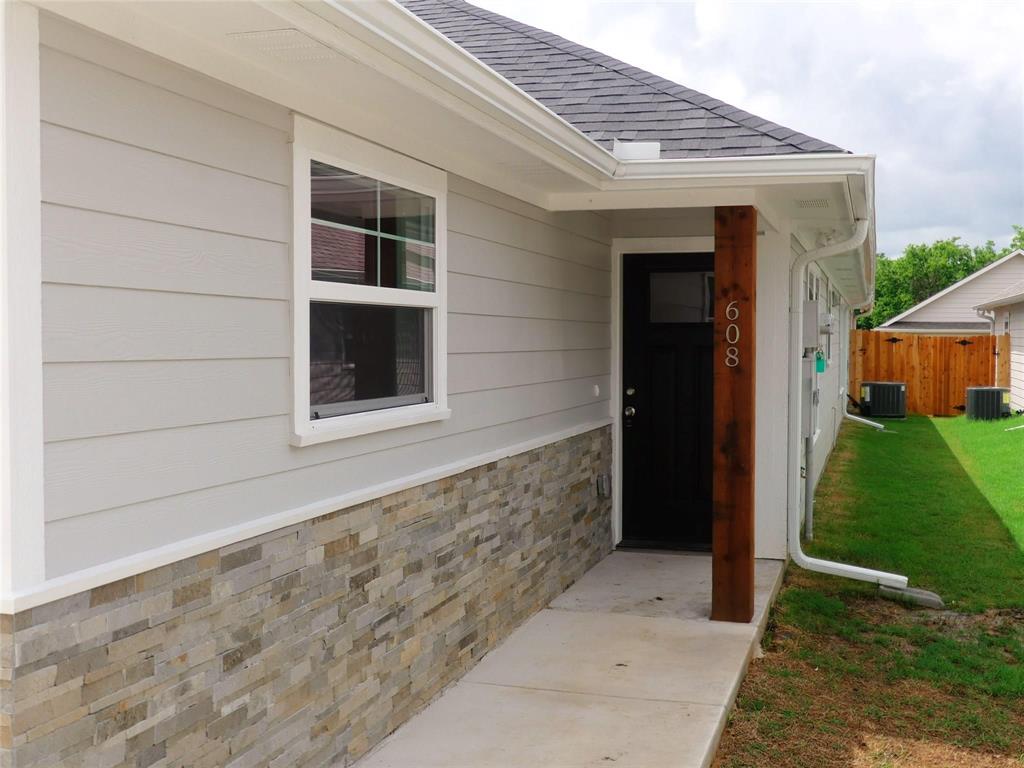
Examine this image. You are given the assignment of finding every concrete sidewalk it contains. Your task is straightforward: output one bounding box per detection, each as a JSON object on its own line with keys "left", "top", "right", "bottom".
{"left": 355, "top": 551, "right": 784, "bottom": 768}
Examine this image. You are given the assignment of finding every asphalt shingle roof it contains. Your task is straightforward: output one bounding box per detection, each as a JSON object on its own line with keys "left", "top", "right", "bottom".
{"left": 400, "top": 0, "right": 846, "bottom": 158}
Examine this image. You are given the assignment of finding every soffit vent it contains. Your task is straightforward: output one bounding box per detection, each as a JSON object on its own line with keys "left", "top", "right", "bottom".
{"left": 228, "top": 29, "right": 341, "bottom": 63}
{"left": 795, "top": 198, "right": 831, "bottom": 210}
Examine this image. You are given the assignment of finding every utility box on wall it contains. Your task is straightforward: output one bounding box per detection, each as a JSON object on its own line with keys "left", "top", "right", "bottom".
{"left": 802, "top": 300, "right": 821, "bottom": 349}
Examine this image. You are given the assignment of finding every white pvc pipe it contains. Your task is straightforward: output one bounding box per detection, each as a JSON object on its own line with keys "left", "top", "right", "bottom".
{"left": 845, "top": 411, "right": 885, "bottom": 430}
{"left": 788, "top": 220, "right": 909, "bottom": 589}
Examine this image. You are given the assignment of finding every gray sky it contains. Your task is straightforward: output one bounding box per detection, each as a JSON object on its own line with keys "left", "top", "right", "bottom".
{"left": 474, "top": 0, "right": 1024, "bottom": 257}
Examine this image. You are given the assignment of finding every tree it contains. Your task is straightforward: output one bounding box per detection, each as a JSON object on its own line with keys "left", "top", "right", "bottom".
{"left": 857, "top": 229, "right": 1021, "bottom": 329}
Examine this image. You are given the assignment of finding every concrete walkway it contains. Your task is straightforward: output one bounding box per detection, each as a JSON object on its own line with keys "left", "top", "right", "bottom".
{"left": 355, "top": 551, "right": 784, "bottom": 768}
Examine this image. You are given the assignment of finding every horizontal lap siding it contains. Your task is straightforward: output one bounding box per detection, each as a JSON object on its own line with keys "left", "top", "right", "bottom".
{"left": 40, "top": 22, "right": 612, "bottom": 576}
{"left": 909, "top": 255, "right": 1024, "bottom": 324}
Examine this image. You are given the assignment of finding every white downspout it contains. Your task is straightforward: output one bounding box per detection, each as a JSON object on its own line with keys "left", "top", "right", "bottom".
{"left": 845, "top": 411, "right": 885, "bottom": 430}
{"left": 976, "top": 308, "right": 997, "bottom": 384}
{"left": 787, "top": 220, "right": 908, "bottom": 589}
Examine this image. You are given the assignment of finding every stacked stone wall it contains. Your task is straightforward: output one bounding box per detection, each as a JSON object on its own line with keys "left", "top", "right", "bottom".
{"left": 0, "top": 427, "right": 612, "bottom": 767}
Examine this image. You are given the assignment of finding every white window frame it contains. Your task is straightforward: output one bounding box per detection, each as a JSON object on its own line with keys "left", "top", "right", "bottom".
{"left": 291, "top": 116, "right": 449, "bottom": 446}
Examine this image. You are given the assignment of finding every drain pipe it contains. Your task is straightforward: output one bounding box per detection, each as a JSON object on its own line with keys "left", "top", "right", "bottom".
{"left": 845, "top": 411, "right": 885, "bottom": 430}
{"left": 976, "top": 308, "right": 997, "bottom": 383}
{"left": 788, "top": 220, "right": 908, "bottom": 589}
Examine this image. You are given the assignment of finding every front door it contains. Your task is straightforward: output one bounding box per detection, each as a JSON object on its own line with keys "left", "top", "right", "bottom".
{"left": 621, "top": 253, "right": 714, "bottom": 549}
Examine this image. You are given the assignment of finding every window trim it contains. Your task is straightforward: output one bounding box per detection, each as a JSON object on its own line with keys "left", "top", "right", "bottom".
{"left": 291, "top": 116, "right": 449, "bottom": 446}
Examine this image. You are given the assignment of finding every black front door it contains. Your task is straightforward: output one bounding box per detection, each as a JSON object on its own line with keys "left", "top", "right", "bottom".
{"left": 622, "top": 253, "right": 714, "bottom": 549}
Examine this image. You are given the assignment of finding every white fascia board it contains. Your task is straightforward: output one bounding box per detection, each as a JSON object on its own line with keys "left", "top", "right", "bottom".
{"left": 612, "top": 152, "right": 875, "bottom": 182}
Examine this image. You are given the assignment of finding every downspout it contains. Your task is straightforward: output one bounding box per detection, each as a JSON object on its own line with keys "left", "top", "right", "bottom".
{"left": 845, "top": 303, "right": 886, "bottom": 429}
{"left": 845, "top": 411, "right": 885, "bottom": 430}
{"left": 976, "top": 308, "right": 997, "bottom": 384}
{"left": 788, "top": 220, "right": 908, "bottom": 588}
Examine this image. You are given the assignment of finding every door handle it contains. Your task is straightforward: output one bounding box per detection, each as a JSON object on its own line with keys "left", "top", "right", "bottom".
{"left": 624, "top": 406, "right": 636, "bottom": 417}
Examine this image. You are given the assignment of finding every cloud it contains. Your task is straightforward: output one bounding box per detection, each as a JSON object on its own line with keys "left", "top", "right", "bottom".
{"left": 472, "top": 0, "right": 1024, "bottom": 257}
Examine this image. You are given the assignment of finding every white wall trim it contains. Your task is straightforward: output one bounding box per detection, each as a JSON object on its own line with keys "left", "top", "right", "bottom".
{"left": 1, "top": 1, "right": 46, "bottom": 594}
{"left": 2, "top": 418, "right": 611, "bottom": 613}
{"left": 609, "top": 236, "right": 715, "bottom": 545}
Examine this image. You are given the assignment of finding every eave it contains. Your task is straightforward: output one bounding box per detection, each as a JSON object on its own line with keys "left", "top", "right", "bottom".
{"left": 32, "top": 0, "right": 876, "bottom": 304}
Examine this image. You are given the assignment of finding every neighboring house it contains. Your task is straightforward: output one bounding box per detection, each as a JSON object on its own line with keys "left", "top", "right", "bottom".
{"left": 879, "top": 249, "right": 1024, "bottom": 335}
{"left": 0, "top": 1, "right": 887, "bottom": 765}
{"left": 977, "top": 280, "right": 1024, "bottom": 410}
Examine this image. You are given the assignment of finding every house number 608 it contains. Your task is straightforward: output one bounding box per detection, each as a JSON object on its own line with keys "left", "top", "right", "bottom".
{"left": 725, "top": 300, "right": 740, "bottom": 368}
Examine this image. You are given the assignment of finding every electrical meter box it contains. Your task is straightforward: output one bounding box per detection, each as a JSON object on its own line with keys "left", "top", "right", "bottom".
{"left": 802, "top": 300, "right": 821, "bottom": 349}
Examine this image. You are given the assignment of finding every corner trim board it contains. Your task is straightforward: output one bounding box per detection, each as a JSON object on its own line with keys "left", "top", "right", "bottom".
{"left": 1, "top": 1, "right": 46, "bottom": 592}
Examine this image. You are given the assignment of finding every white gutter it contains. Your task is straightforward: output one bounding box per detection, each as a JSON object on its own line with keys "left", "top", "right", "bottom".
{"left": 788, "top": 219, "right": 909, "bottom": 589}
{"left": 614, "top": 152, "right": 875, "bottom": 182}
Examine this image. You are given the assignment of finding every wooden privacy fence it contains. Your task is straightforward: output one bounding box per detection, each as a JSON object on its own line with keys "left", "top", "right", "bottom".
{"left": 849, "top": 330, "right": 1009, "bottom": 416}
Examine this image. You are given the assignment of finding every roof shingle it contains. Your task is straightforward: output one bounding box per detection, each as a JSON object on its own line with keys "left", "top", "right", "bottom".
{"left": 399, "top": 0, "right": 845, "bottom": 158}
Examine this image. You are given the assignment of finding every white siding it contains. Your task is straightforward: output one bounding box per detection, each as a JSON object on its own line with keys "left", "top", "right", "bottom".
{"left": 897, "top": 254, "right": 1024, "bottom": 326}
{"left": 1008, "top": 302, "right": 1024, "bottom": 411}
{"left": 808, "top": 262, "right": 846, "bottom": 488}
{"left": 40, "top": 20, "right": 612, "bottom": 576}
{"left": 753, "top": 227, "right": 793, "bottom": 560}
{"left": 795, "top": 248, "right": 851, "bottom": 502}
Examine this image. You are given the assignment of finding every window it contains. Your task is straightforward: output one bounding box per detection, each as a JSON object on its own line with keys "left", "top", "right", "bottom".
{"left": 648, "top": 271, "right": 714, "bottom": 323}
{"left": 292, "top": 117, "right": 449, "bottom": 446}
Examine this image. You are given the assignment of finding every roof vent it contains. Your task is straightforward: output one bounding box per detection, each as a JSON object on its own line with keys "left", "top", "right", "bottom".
{"left": 796, "top": 198, "right": 830, "bottom": 210}
{"left": 228, "top": 29, "right": 341, "bottom": 63}
{"left": 612, "top": 139, "right": 661, "bottom": 161}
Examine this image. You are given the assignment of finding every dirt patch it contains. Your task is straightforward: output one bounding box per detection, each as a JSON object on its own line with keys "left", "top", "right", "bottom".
{"left": 852, "top": 735, "right": 1022, "bottom": 767}
{"left": 915, "top": 608, "right": 1024, "bottom": 636}
{"left": 713, "top": 604, "right": 1024, "bottom": 768}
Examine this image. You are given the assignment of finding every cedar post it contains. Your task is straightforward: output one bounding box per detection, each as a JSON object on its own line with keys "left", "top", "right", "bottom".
{"left": 711, "top": 206, "right": 757, "bottom": 623}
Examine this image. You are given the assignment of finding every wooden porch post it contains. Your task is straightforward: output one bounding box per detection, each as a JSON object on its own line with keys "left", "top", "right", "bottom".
{"left": 711, "top": 206, "right": 757, "bottom": 623}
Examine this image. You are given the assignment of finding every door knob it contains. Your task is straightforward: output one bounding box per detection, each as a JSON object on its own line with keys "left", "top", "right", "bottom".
{"left": 624, "top": 406, "right": 636, "bottom": 417}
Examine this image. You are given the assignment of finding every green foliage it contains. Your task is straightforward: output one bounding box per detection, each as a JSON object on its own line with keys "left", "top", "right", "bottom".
{"left": 858, "top": 229, "right": 1023, "bottom": 329}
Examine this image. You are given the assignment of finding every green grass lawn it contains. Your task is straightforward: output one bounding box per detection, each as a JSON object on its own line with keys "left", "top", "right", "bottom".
{"left": 934, "top": 414, "right": 1024, "bottom": 550}
{"left": 715, "top": 415, "right": 1024, "bottom": 768}
{"left": 809, "top": 415, "right": 1024, "bottom": 611}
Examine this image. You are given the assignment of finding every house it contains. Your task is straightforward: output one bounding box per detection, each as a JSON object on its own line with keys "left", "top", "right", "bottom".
{"left": 879, "top": 249, "right": 1024, "bottom": 335}
{"left": 0, "top": 0, "right": 903, "bottom": 765}
{"left": 976, "top": 280, "right": 1024, "bottom": 410}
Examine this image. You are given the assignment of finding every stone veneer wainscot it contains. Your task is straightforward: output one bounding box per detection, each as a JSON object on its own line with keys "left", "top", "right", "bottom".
{"left": 0, "top": 427, "right": 611, "bottom": 768}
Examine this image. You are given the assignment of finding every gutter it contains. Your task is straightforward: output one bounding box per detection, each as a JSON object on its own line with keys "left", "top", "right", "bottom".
{"left": 613, "top": 152, "right": 875, "bottom": 182}
{"left": 787, "top": 220, "right": 909, "bottom": 589}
